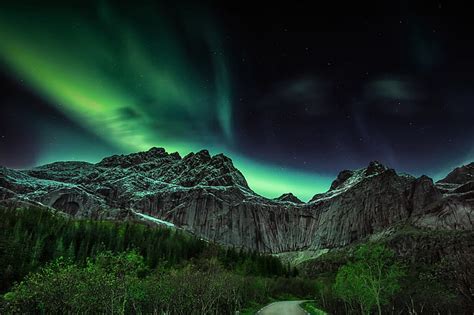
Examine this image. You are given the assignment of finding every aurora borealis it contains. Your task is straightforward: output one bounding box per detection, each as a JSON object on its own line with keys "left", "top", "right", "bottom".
{"left": 1, "top": 2, "right": 473, "bottom": 200}
{"left": 0, "top": 2, "right": 232, "bottom": 152}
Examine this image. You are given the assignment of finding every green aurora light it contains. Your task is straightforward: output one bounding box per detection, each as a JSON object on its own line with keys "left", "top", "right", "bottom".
{"left": 0, "top": 3, "right": 332, "bottom": 200}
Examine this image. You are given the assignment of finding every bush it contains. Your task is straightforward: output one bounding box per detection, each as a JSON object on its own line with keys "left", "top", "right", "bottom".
{"left": 1, "top": 250, "right": 316, "bottom": 314}
{"left": 333, "top": 244, "right": 405, "bottom": 315}
{"left": 0, "top": 207, "right": 289, "bottom": 294}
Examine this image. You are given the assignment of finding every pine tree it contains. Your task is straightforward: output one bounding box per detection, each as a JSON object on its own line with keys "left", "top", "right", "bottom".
{"left": 65, "top": 241, "right": 76, "bottom": 262}
{"left": 54, "top": 237, "right": 65, "bottom": 259}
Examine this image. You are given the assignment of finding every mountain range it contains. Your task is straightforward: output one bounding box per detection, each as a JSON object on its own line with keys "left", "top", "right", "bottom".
{"left": 1, "top": 147, "right": 473, "bottom": 253}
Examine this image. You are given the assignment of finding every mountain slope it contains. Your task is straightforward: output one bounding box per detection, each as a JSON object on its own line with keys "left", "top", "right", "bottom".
{"left": 1, "top": 148, "right": 473, "bottom": 253}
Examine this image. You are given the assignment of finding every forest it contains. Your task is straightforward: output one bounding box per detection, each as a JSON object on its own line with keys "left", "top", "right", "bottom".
{"left": 0, "top": 207, "right": 472, "bottom": 314}
{"left": 0, "top": 207, "right": 312, "bottom": 314}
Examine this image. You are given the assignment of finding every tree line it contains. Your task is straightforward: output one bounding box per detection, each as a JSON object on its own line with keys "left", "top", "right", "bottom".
{"left": 1, "top": 250, "right": 313, "bottom": 314}
{"left": 303, "top": 239, "right": 473, "bottom": 314}
{"left": 2, "top": 207, "right": 471, "bottom": 314}
{"left": 0, "top": 207, "right": 312, "bottom": 314}
{"left": 0, "top": 207, "right": 292, "bottom": 293}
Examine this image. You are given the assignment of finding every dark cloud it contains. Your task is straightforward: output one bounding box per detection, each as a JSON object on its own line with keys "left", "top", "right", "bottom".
{"left": 366, "top": 78, "right": 424, "bottom": 101}
{"left": 256, "top": 77, "right": 331, "bottom": 116}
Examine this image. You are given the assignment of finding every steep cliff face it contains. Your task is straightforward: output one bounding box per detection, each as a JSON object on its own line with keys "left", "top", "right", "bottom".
{"left": 306, "top": 164, "right": 416, "bottom": 249}
{"left": 408, "top": 162, "right": 474, "bottom": 230}
{"left": 0, "top": 148, "right": 473, "bottom": 253}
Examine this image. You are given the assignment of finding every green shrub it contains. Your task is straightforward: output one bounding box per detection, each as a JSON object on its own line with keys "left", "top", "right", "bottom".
{"left": 333, "top": 244, "right": 405, "bottom": 315}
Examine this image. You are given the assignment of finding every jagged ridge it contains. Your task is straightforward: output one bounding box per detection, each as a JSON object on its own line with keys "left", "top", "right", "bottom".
{"left": 0, "top": 148, "right": 473, "bottom": 253}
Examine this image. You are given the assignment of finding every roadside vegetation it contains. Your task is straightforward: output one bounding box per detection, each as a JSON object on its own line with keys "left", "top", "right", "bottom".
{"left": 0, "top": 207, "right": 314, "bottom": 314}
{"left": 333, "top": 244, "right": 405, "bottom": 315}
{"left": 0, "top": 207, "right": 472, "bottom": 314}
{"left": 301, "top": 235, "right": 473, "bottom": 314}
{"left": 301, "top": 301, "right": 327, "bottom": 314}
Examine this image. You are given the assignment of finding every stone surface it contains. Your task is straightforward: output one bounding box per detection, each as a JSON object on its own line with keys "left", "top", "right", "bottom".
{"left": 275, "top": 193, "right": 303, "bottom": 203}
{"left": 0, "top": 148, "right": 473, "bottom": 253}
{"left": 438, "top": 162, "right": 474, "bottom": 184}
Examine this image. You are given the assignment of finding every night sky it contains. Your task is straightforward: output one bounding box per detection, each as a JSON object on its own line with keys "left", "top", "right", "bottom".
{"left": 0, "top": 1, "right": 473, "bottom": 200}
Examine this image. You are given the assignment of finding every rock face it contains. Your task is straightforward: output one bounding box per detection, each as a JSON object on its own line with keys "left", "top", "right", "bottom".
{"left": 439, "top": 162, "right": 474, "bottom": 184}
{"left": 1, "top": 148, "right": 473, "bottom": 253}
{"left": 275, "top": 193, "right": 303, "bottom": 204}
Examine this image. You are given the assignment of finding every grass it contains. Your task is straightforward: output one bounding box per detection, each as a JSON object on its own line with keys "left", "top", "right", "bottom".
{"left": 300, "top": 301, "right": 328, "bottom": 315}
{"left": 240, "top": 298, "right": 321, "bottom": 315}
{"left": 238, "top": 296, "right": 296, "bottom": 315}
{"left": 239, "top": 301, "right": 268, "bottom": 315}
{"left": 239, "top": 298, "right": 278, "bottom": 315}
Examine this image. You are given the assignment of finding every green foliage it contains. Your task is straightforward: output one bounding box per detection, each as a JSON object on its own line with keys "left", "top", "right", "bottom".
{"left": 302, "top": 228, "right": 473, "bottom": 314}
{"left": 333, "top": 244, "right": 405, "bottom": 315}
{"left": 1, "top": 251, "right": 316, "bottom": 314}
{"left": 0, "top": 207, "right": 287, "bottom": 293}
{"left": 301, "top": 301, "right": 328, "bottom": 315}
{"left": 393, "top": 270, "right": 458, "bottom": 314}
{"left": 238, "top": 300, "right": 269, "bottom": 315}
{"left": 2, "top": 251, "right": 151, "bottom": 314}
{"left": 0, "top": 207, "right": 318, "bottom": 314}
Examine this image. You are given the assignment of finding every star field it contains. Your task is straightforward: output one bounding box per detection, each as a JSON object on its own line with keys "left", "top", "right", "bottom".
{"left": 0, "top": 1, "right": 473, "bottom": 200}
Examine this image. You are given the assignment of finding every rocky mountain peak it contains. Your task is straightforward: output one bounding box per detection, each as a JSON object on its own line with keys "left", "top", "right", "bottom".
{"left": 194, "top": 149, "right": 211, "bottom": 160}
{"left": 1, "top": 149, "right": 472, "bottom": 253}
{"left": 184, "top": 150, "right": 219, "bottom": 163}
{"left": 328, "top": 161, "right": 389, "bottom": 192}
{"left": 439, "top": 162, "right": 474, "bottom": 184}
{"left": 183, "top": 149, "right": 212, "bottom": 164}
{"left": 169, "top": 152, "right": 182, "bottom": 160}
{"left": 365, "top": 160, "right": 388, "bottom": 176}
{"left": 97, "top": 147, "right": 179, "bottom": 168}
{"left": 147, "top": 147, "right": 167, "bottom": 156}
{"left": 275, "top": 193, "right": 303, "bottom": 203}
{"left": 208, "top": 154, "right": 235, "bottom": 171}
{"left": 329, "top": 170, "right": 354, "bottom": 190}
{"left": 165, "top": 149, "right": 249, "bottom": 188}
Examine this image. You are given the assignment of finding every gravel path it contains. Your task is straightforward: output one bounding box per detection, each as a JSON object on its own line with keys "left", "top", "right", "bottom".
{"left": 257, "top": 300, "right": 310, "bottom": 315}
